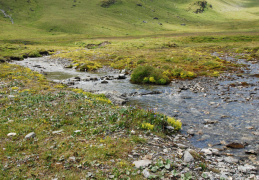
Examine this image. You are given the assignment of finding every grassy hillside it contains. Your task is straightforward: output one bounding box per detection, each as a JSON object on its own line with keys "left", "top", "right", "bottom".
{"left": 0, "top": 0, "right": 258, "bottom": 40}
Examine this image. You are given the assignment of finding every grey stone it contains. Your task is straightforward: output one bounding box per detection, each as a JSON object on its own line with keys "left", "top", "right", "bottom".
{"left": 52, "top": 130, "right": 63, "bottom": 135}
{"left": 133, "top": 160, "right": 152, "bottom": 168}
{"left": 187, "top": 129, "right": 195, "bottom": 136}
{"left": 7, "top": 133, "right": 16, "bottom": 137}
{"left": 176, "top": 143, "right": 188, "bottom": 149}
{"left": 201, "top": 148, "right": 212, "bottom": 155}
{"left": 238, "top": 165, "right": 256, "bottom": 173}
{"left": 184, "top": 151, "right": 194, "bottom": 163}
{"left": 142, "top": 169, "right": 150, "bottom": 178}
{"left": 224, "top": 157, "right": 239, "bottom": 164}
{"left": 25, "top": 132, "right": 36, "bottom": 139}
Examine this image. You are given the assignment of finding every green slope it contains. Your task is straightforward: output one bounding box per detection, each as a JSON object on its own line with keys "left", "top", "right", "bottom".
{"left": 0, "top": 0, "right": 258, "bottom": 40}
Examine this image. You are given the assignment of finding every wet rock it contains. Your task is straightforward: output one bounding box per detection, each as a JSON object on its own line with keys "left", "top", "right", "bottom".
{"left": 118, "top": 74, "right": 126, "bottom": 79}
{"left": 181, "top": 96, "right": 192, "bottom": 99}
{"left": 203, "top": 119, "right": 218, "bottom": 125}
{"left": 184, "top": 150, "right": 194, "bottom": 162}
{"left": 70, "top": 78, "right": 80, "bottom": 82}
{"left": 90, "top": 77, "right": 98, "bottom": 81}
{"left": 101, "top": 80, "right": 108, "bottom": 84}
{"left": 7, "top": 133, "right": 16, "bottom": 137}
{"left": 200, "top": 134, "right": 210, "bottom": 140}
{"left": 187, "top": 129, "right": 195, "bottom": 136}
{"left": 82, "top": 78, "right": 90, "bottom": 81}
{"left": 245, "top": 150, "right": 257, "bottom": 155}
{"left": 133, "top": 160, "right": 152, "bottom": 168}
{"left": 226, "top": 142, "right": 245, "bottom": 149}
{"left": 25, "top": 132, "right": 36, "bottom": 139}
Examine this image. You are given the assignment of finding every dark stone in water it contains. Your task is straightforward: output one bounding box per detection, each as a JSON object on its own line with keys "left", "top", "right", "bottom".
{"left": 226, "top": 142, "right": 245, "bottom": 149}
{"left": 101, "top": 80, "right": 108, "bottom": 84}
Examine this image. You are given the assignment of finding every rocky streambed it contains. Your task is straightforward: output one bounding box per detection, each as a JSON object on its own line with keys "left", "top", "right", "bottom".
{"left": 11, "top": 54, "right": 259, "bottom": 178}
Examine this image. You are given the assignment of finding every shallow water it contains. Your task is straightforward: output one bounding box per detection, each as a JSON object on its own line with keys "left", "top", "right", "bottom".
{"left": 12, "top": 55, "right": 259, "bottom": 158}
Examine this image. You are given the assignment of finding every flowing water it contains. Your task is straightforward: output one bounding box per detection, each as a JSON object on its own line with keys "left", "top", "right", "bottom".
{"left": 12, "top": 54, "right": 259, "bottom": 158}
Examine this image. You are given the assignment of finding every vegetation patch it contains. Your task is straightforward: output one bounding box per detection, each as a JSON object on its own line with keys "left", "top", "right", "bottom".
{"left": 100, "top": 0, "right": 116, "bottom": 8}
{"left": 130, "top": 65, "right": 170, "bottom": 85}
{"left": 0, "top": 63, "right": 182, "bottom": 179}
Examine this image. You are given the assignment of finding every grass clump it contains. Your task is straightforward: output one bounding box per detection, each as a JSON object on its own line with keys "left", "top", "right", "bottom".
{"left": 100, "top": 0, "right": 116, "bottom": 8}
{"left": 130, "top": 65, "right": 170, "bottom": 85}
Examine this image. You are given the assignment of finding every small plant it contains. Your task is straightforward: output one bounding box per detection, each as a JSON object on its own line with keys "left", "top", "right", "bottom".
{"left": 100, "top": 0, "right": 116, "bottom": 8}
{"left": 130, "top": 65, "right": 170, "bottom": 85}
{"left": 141, "top": 122, "right": 154, "bottom": 130}
{"left": 167, "top": 117, "right": 182, "bottom": 131}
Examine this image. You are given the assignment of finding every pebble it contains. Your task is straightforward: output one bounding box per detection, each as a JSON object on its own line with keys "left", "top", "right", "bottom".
{"left": 52, "top": 130, "right": 63, "bottom": 135}
{"left": 224, "top": 157, "right": 239, "bottom": 164}
{"left": 25, "top": 132, "right": 36, "bottom": 139}
{"left": 7, "top": 133, "right": 16, "bottom": 137}
{"left": 201, "top": 148, "right": 212, "bottom": 155}
{"left": 184, "top": 150, "right": 194, "bottom": 162}
{"left": 133, "top": 160, "right": 152, "bottom": 168}
{"left": 142, "top": 169, "right": 150, "bottom": 178}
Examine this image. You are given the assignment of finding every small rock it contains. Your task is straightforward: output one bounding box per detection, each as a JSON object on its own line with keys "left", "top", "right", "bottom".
{"left": 143, "top": 154, "right": 152, "bottom": 160}
{"left": 108, "top": 175, "right": 115, "bottom": 179}
{"left": 101, "top": 80, "right": 108, "bottom": 84}
{"left": 226, "top": 142, "right": 245, "bottom": 149}
{"left": 52, "top": 130, "right": 63, "bottom": 135}
{"left": 131, "top": 130, "right": 136, "bottom": 135}
{"left": 200, "top": 135, "right": 210, "bottom": 140}
{"left": 203, "top": 119, "right": 218, "bottom": 124}
{"left": 166, "top": 126, "right": 174, "bottom": 131}
{"left": 238, "top": 164, "right": 256, "bottom": 173}
{"left": 224, "top": 157, "right": 239, "bottom": 164}
{"left": 176, "top": 143, "right": 188, "bottom": 149}
{"left": 118, "top": 74, "right": 126, "bottom": 79}
{"left": 25, "top": 132, "right": 36, "bottom": 139}
{"left": 245, "top": 150, "right": 257, "bottom": 155}
{"left": 142, "top": 169, "right": 150, "bottom": 178}
{"left": 201, "top": 148, "right": 212, "bottom": 155}
{"left": 187, "top": 129, "right": 195, "bottom": 136}
{"left": 163, "top": 148, "right": 169, "bottom": 153}
{"left": 184, "top": 151, "right": 194, "bottom": 162}
{"left": 8, "top": 95, "right": 15, "bottom": 99}
{"left": 69, "top": 156, "right": 76, "bottom": 162}
{"left": 7, "top": 133, "right": 16, "bottom": 137}
{"left": 133, "top": 160, "right": 152, "bottom": 168}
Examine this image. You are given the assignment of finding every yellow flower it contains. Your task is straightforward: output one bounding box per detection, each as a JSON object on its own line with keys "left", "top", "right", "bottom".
{"left": 141, "top": 123, "right": 154, "bottom": 130}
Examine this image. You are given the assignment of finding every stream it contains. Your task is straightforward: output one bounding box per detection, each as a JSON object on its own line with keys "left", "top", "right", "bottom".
{"left": 12, "top": 53, "right": 259, "bottom": 159}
